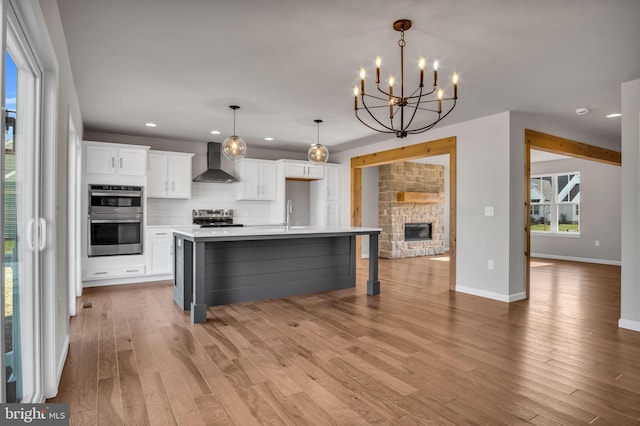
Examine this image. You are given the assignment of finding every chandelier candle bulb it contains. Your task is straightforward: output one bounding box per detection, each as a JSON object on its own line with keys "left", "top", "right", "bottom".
{"left": 360, "top": 68, "right": 366, "bottom": 93}
{"left": 354, "top": 86, "right": 359, "bottom": 109}
{"left": 433, "top": 60, "right": 439, "bottom": 86}
{"left": 376, "top": 56, "right": 381, "bottom": 83}
{"left": 452, "top": 73, "right": 459, "bottom": 98}
{"left": 437, "top": 89, "right": 443, "bottom": 113}
{"left": 419, "top": 57, "right": 426, "bottom": 87}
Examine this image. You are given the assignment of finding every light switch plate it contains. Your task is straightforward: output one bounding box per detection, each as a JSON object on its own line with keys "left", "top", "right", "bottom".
{"left": 485, "top": 206, "right": 494, "bottom": 216}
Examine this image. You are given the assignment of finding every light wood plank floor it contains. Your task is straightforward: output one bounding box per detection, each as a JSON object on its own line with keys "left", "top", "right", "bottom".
{"left": 49, "top": 256, "right": 640, "bottom": 425}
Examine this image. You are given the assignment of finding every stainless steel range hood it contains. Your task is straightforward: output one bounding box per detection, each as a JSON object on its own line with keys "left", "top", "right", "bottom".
{"left": 192, "top": 142, "right": 238, "bottom": 183}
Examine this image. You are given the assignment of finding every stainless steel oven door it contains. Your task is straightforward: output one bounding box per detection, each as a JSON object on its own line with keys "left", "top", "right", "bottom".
{"left": 88, "top": 214, "right": 143, "bottom": 257}
{"left": 88, "top": 186, "right": 143, "bottom": 215}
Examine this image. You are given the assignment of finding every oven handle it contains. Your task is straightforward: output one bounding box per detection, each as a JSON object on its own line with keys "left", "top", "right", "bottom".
{"left": 90, "top": 191, "right": 142, "bottom": 197}
{"left": 89, "top": 219, "right": 142, "bottom": 224}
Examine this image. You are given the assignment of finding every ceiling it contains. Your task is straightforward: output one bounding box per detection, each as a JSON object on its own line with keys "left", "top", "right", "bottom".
{"left": 57, "top": 0, "right": 640, "bottom": 154}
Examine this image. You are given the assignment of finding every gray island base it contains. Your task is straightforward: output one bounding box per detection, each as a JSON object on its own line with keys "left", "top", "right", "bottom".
{"left": 172, "top": 226, "right": 382, "bottom": 323}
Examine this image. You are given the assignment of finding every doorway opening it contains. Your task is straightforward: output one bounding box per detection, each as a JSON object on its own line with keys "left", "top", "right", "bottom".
{"left": 524, "top": 129, "right": 621, "bottom": 297}
{"left": 351, "top": 136, "right": 457, "bottom": 290}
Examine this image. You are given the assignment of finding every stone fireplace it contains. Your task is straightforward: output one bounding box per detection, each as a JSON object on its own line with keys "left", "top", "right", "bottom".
{"left": 378, "top": 162, "right": 445, "bottom": 258}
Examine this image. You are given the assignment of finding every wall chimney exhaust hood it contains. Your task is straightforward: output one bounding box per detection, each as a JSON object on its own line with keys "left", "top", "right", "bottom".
{"left": 192, "top": 142, "right": 238, "bottom": 183}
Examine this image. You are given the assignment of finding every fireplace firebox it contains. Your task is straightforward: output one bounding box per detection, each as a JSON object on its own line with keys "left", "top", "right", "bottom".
{"left": 404, "top": 222, "right": 432, "bottom": 241}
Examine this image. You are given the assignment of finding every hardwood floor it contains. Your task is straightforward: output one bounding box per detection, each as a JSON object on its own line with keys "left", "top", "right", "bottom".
{"left": 49, "top": 256, "right": 640, "bottom": 425}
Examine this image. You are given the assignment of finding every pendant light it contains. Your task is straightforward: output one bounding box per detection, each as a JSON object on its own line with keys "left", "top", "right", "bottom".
{"left": 308, "top": 119, "right": 329, "bottom": 164}
{"left": 222, "top": 105, "right": 247, "bottom": 161}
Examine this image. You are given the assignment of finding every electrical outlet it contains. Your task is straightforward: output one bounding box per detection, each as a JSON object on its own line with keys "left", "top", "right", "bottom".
{"left": 595, "top": 240, "right": 600, "bottom": 247}
{"left": 488, "top": 260, "right": 494, "bottom": 270}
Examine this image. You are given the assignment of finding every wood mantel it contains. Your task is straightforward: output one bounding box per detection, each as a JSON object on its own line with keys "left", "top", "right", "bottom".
{"left": 397, "top": 191, "right": 445, "bottom": 204}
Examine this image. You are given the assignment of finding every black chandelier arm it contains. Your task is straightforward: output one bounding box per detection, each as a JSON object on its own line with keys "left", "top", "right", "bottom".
{"left": 399, "top": 86, "right": 425, "bottom": 133}
{"left": 354, "top": 110, "right": 397, "bottom": 134}
{"left": 375, "top": 82, "right": 393, "bottom": 98}
{"left": 361, "top": 92, "right": 395, "bottom": 104}
{"left": 405, "top": 85, "right": 438, "bottom": 99}
{"left": 405, "top": 99, "right": 457, "bottom": 134}
{"left": 358, "top": 96, "right": 398, "bottom": 132}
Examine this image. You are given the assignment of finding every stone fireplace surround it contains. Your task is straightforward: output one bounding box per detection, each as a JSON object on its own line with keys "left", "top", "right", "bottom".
{"left": 378, "top": 162, "right": 445, "bottom": 259}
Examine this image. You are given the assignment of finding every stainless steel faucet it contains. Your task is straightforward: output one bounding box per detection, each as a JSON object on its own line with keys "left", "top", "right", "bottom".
{"left": 285, "top": 199, "right": 293, "bottom": 230}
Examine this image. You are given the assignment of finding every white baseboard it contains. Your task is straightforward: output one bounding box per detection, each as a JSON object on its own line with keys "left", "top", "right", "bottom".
{"left": 619, "top": 318, "right": 640, "bottom": 332}
{"left": 531, "top": 253, "right": 621, "bottom": 266}
{"left": 456, "top": 285, "right": 526, "bottom": 303}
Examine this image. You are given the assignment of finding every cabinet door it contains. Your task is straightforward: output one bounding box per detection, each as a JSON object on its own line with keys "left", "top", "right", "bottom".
{"left": 147, "top": 153, "right": 168, "bottom": 198}
{"left": 326, "top": 201, "right": 341, "bottom": 227}
{"left": 325, "top": 165, "right": 340, "bottom": 201}
{"left": 307, "top": 164, "right": 324, "bottom": 180}
{"left": 236, "top": 160, "right": 261, "bottom": 200}
{"left": 117, "top": 148, "right": 147, "bottom": 176}
{"left": 86, "top": 145, "right": 116, "bottom": 175}
{"left": 284, "top": 162, "right": 306, "bottom": 179}
{"left": 259, "top": 162, "right": 277, "bottom": 200}
{"left": 168, "top": 155, "right": 193, "bottom": 198}
{"left": 148, "top": 238, "right": 173, "bottom": 275}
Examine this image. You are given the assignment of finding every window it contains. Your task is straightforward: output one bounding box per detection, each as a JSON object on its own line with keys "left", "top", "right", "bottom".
{"left": 530, "top": 172, "right": 580, "bottom": 233}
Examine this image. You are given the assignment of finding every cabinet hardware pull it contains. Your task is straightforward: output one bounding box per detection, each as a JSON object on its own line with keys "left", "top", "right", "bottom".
{"left": 95, "top": 271, "right": 108, "bottom": 275}
{"left": 156, "top": 232, "right": 168, "bottom": 235}
{"left": 120, "top": 158, "right": 123, "bottom": 169}
{"left": 126, "top": 269, "right": 139, "bottom": 273}
{"left": 111, "top": 157, "right": 115, "bottom": 168}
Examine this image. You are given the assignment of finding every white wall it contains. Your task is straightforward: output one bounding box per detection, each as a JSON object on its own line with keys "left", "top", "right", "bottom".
{"left": 531, "top": 157, "right": 621, "bottom": 264}
{"left": 360, "top": 166, "right": 379, "bottom": 257}
{"left": 334, "top": 112, "right": 519, "bottom": 301}
{"left": 621, "top": 78, "right": 640, "bottom": 331}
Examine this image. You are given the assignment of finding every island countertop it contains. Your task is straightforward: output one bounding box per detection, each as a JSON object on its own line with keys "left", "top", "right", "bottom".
{"left": 172, "top": 225, "right": 381, "bottom": 241}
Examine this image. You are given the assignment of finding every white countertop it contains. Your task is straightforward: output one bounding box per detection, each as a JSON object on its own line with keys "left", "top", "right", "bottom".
{"left": 172, "top": 225, "right": 381, "bottom": 241}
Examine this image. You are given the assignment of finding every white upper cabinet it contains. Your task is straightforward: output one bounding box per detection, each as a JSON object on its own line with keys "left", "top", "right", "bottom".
{"left": 85, "top": 142, "right": 148, "bottom": 177}
{"left": 147, "top": 150, "right": 194, "bottom": 199}
{"left": 235, "top": 159, "right": 277, "bottom": 200}
{"left": 282, "top": 160, "right": 324, "bottom": 180}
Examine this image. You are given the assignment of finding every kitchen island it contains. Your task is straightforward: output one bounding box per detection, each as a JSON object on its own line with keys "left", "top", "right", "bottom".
{"left": 172, "top": 226, "right": 381, "bottom": 323}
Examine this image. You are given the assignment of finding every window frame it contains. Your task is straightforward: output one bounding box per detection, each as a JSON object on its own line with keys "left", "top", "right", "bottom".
{"left": 530, "top": 171, "right": 581, "bottom": 236}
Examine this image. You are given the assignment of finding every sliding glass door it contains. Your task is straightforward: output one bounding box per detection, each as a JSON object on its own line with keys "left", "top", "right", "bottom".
{"left": 2, "top": 1, "right": 43, "bottom": 403}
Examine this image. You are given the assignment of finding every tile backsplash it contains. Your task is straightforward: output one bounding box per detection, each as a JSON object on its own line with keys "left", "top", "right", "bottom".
{"left": 146, "top": 182, "right": 273, "bottom": 226}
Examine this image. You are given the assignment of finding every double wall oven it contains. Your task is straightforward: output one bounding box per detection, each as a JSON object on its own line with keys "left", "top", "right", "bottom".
{"left": 88, "top": 185, "right": 143, "bottom": 257}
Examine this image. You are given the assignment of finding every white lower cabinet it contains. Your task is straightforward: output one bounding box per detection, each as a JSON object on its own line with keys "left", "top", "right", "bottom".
{"left": 147, "top": 227, "right": 174, "bottom": 275}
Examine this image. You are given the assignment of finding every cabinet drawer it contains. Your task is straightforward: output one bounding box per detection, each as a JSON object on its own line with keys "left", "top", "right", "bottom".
{"left": 147, "top": 228, "right": 173, "bottom": 238}
{"left": 84, "top": 264, "right": 146, "bottom": 280}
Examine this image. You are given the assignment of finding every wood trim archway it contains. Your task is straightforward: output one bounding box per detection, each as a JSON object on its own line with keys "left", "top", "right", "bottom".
{"left": 351, "top": 136, "right": 457, "bottom": 290}
{"left": 524, "top": 129, "right": 622, "bottom": 297}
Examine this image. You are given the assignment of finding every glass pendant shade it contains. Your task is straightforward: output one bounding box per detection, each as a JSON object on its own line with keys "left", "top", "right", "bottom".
{"left": 222, "top": 135, "right": 247, "bottom": 161}
{"left": 222, "top": 105, "right": 247, "bottom": 160}
{"left": 308, "top": 119, "right": 329, "bottom": 164}
{"left": 308, "top": 143, "right": 329, "bottom": 164}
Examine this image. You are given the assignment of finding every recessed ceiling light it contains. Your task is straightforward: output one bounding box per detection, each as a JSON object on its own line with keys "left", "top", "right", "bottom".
{"left": 264, "top": 137, "right": 274, "bottom": 141}
{"left": 210, "top": 130, "right": 221, "bottom": 135}
{"left": 145, "top": 122, "right": 157, "bottom": 127}
{"left": 606, "top": 113, "right": 622, "bottom": 118}
{"left": 575, "top": 108, "right": 589, "bottom": 115}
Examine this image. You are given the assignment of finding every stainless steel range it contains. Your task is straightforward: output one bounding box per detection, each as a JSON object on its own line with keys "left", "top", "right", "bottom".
{"left": 192, "top": 209, "right": 243, "bottom": 227}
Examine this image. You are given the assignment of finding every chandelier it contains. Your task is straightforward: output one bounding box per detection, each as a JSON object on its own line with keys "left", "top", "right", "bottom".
{"left": 353, "top": 19, "right": 458, "bottom": 138}
{"left": 308, "top": 119, "right": 329, "bottom": 164}
{"left": 222, "top": 105, "right": 247, "bottom": 161}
